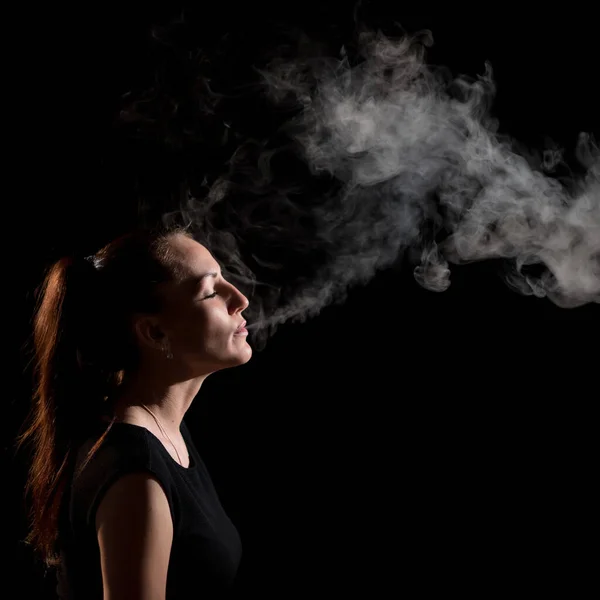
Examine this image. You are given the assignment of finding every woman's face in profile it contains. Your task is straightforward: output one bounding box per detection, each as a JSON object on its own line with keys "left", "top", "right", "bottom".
{"left": 156, "top": 234, "right": 252, "bottom": 374}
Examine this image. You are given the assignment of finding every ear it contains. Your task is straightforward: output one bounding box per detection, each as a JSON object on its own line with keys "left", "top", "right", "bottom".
{"left": 132, "top": 314, "right": 168, "bottom": 352}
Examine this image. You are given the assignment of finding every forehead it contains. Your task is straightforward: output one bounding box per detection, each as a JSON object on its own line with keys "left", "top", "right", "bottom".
{"left": 168, "top": 235, "right": 219, "bottom": 278}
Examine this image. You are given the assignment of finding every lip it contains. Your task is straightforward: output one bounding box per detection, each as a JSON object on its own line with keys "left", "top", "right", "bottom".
{"left": 234, "top": 320, "right": 248, "bottom": 335}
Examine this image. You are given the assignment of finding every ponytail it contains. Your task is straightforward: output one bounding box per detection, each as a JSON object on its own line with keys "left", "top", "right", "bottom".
{"left": 16, "top": 255, "right": 118, "bottom": 567}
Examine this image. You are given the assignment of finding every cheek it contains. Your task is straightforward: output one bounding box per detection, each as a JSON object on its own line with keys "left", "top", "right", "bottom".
{"left": 172, "top": 305, "right": 232, "bottom": 351}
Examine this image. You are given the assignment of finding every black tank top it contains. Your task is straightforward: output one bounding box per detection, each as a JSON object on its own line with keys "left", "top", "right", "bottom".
{"left": 56, "top": 420, "right": 242, "bottom": 599}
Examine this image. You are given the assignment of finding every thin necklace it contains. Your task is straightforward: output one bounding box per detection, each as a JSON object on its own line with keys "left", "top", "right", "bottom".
{"left": 140, "top": 404, "right": 185, "bottom": 466}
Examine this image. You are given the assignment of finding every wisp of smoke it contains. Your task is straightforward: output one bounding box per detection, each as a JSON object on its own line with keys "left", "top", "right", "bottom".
{"left": 259, "top": 31, "right": 598, "bottom": 298}
{"left": 162, "top": 28, "right": 598, "bottom": 349}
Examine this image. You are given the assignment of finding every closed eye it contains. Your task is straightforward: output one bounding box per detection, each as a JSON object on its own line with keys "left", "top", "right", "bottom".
{"left": 203, "top": 291, "right": 219, "bottom": 300}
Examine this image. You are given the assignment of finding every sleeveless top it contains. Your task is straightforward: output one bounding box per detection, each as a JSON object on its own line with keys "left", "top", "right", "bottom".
{"left": 55, "top": 419, "right": 242, "bottom": 599}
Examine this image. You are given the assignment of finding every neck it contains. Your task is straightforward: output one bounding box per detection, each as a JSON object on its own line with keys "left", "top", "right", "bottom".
{"left": 111, "top": 364, "right": 209, "bottom": 437}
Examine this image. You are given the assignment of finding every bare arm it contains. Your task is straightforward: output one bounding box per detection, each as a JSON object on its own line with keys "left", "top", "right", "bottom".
{"left": 95, "top": 472, "right": 174, "bottom": 600}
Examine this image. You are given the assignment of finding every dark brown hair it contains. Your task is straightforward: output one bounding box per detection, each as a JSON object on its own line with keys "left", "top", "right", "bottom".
{"left": 16, "top": 225, "right": 192, "bottom": 567}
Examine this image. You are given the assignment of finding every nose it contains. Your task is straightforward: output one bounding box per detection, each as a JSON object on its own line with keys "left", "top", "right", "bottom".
{"left": 226, "top": 282, "right": 250, "bottom": 315}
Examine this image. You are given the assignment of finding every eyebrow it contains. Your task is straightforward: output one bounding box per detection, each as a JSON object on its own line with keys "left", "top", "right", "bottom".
{"left": 193, "top": 270, "right": 220, "bottom": 288}
{"left": 198, "top": 271, "right": 219, "bottom": 281}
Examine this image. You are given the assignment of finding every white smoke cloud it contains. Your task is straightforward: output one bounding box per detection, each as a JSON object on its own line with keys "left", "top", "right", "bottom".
{"left": 163, "top": 27, "right": 598, "bottom": 348}
{"left": 256, "top": 29, "right": 599, "bottom": 318}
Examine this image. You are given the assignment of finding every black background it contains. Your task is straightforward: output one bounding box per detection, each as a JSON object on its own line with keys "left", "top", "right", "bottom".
{"left": 6, "top": 4, "right": 598, "bottom": 598}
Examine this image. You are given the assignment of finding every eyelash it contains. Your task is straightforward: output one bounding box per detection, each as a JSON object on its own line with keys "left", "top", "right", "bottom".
{"left": 203, "top": 291, "right": 219, "bottom": 300}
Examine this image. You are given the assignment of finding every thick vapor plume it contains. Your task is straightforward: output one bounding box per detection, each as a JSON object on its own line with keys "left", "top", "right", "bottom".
{"left": 160, "top": 28, "right": 598, "bottom": 348}
{"left": 256, "top": 31, "right": 599, "bottom": 312}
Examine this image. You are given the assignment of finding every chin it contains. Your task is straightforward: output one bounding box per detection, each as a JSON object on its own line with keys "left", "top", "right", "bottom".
{"left": 231, "top": 335, "right": 252, "bottom": 361}
{"left": 234, "top": 344, "right": 253, "bottom": 365}
{"left": 188, "top": 346, "right": 252, "bottom": 376}
{"left": 215, "top": 345, "right": 253, "bottom": 370}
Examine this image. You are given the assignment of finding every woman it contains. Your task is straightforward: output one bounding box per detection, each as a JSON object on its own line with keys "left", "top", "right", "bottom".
{"left": 17, "top": 225, "right": 252, "bottom": 599}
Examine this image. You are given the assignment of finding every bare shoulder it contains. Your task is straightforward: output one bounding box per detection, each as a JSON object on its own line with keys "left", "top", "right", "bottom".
{"left": 95, "top": 472, "right": 173, "bottom": 600}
